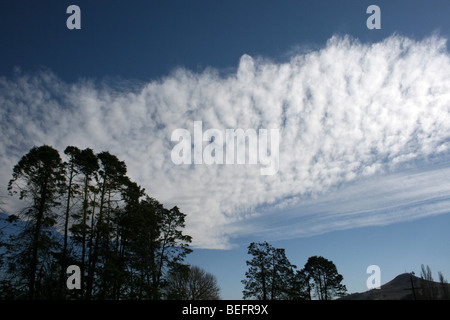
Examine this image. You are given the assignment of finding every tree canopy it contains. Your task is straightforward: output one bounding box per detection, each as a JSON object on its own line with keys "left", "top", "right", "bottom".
{"left": 1, "top": 145, "right": 196, "bottom": 300}
{"left": 242, "top": 242, "right": 347, "bottom": 300}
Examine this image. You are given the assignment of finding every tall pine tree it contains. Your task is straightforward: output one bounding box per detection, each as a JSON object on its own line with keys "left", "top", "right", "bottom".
{"left": 7, "top": 145, "right": 66, "bottom": 299}
{"left": 242, "top": 241, "right": 296, "bottom": 300}
{"left": 301, "top": 256, "right": 347, "bottom": 300}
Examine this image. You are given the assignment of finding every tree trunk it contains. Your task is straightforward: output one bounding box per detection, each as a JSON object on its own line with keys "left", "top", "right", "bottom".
{"left": 59, "top": 161, "right": 75, "bottom": 297}
{"left": 29, "top": 179, "right": 48, "bottom": 299}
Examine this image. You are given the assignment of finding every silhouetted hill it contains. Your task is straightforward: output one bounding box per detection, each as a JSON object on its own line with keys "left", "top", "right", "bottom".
{"left": 341, "top": 273, "right": 450, "bottom": 300}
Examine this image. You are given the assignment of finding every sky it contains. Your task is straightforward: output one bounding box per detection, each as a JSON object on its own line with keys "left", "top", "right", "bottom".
{"left": 1, "top": 0, "right": 450, "bottom": 299}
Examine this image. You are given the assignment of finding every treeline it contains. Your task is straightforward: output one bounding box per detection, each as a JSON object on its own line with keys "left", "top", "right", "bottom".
{"left": 417, "top": 264, "right": 450, "bottom": 300}
{"left": 242, "top": 241, "right": 347, "bottom": 300}
{"left": 0, "top": 145, "right": 204, "bottom": 300}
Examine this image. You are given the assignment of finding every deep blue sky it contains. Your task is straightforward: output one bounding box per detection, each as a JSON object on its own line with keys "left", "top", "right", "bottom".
{"left": 1, "top": 0, "right": 450, "bottom": 81}
{"left": 1, "top": 1, "right": 450, "bottom": 300}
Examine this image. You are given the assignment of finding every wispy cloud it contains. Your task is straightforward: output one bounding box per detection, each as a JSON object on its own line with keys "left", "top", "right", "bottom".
{"left": 240, "top": 159, "right": 450, "bottom": 242}
{"left": 1, "top": 34, "right": 450, "bottom": 248}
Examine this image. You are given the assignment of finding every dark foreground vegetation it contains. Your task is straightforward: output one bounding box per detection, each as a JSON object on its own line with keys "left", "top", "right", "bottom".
{"left": 0, "top": 145, "right": 221, "bottom": 300}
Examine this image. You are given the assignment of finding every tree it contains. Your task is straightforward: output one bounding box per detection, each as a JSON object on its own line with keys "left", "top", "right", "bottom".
{"left": 165, "top": 265, "right": 221, "bottom": 300}
{"left": 154, "top": 206, "right": 192, "bottom": 299}
{"left": 126, "top": 196, "right": 162, "bottom": 299}
{"left": 68, "top": 147, "right": 99, "bottom": 298}
{"left": 291, "top": 268, "right": 312, "bottom": 300}
{"left": 83, "top": 151, "right": 127, "bottom": 299}
{"left": 301, "top": 256, "right": 347, "bottom": 300}
{"left": 420, "top": 264, "right": 435, "bottom": 299}
{"left": 242, "top": 241, "right": 296, "bottom": 300}
{"left": 58, "top": 146, "right": 82, "bottom": 297}
{"left": 438, "top": 271, "right": 449, "bottom": 300}
{"left": 242, "top": 242, "right": 272, "bottom": 300}
{"left": 269, "top": 247, "right": 297, "bottom": 299}
{"left": 2, "top": 144, "right": 194, "bottom": 300}
{"left": 110, "top": 178, "right": 145, "bottom": 299}
{"left": 7, "top": 145, "right": 66, "bottom": 299}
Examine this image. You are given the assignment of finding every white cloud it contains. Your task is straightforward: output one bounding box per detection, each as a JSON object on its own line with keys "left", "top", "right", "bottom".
{"left": 1, "top": 34, "right": 450, "bottom": 249}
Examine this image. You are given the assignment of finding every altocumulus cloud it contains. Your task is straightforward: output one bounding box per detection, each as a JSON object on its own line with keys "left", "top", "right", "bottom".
{"left": 1, "top": 34, "right": 450, "bottom": 249}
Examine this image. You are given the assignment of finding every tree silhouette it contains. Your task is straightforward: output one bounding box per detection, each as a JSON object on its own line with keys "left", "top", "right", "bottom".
{"left": 7, "top": 145, "right": 66, "bottom": 299}
{"left": 242, "top": 242, "right": 347, "bottom": 300}
{"left": 301, "top": 255, "right": 347, "bottom": 300}
{"left": 242, "top": 241, "right": 296, "bottom": 300}
{"left": 166, "top": 265, "right": 221, "bottom": 300}
{"left": 68, "top": 147, "right": 99, "bottom": 299}
{"left": 1, "top": 145, "right": 195, "bottom": 300}
{"left": 58, "top": 146, "right": 81, "bottom": 297}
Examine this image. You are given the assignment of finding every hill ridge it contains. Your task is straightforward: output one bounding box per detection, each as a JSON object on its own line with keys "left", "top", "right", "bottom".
{"left": 341, "top": 272, "right": 450, "bottom": 300}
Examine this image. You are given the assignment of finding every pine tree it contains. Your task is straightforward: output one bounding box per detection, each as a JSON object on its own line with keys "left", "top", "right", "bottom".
{"left": 154, "top": 206, "right": 192, "bottom": 299}
{"left": 68, "top": 147, "right": 99, "bottom": 298}
{"left": 58, "top": 146, "right": 81, "bottom": 297}
{"left": 86, "top": 151, "right": 127, "bottom": 299}
{"left": 242, "top": 241, "right": 296, "bottom": 300}
{"left": 7, "top": 145, "right": 66, "bottom": 299}
{"left": 301, "top": 255, "right": 347, "bottom": 300}
{"left": 127, "top": 196, "right": 162, "bottom": 299}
